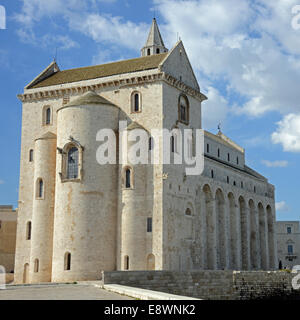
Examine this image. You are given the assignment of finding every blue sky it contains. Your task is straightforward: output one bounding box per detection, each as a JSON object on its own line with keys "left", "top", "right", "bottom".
{"left": 0, "top": 0, "right": 299, "bottom": 221}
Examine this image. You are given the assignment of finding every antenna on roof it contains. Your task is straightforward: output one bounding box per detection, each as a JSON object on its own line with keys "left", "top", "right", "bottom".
{"left": 54, "top": 47, "right": 58, "bottom": 63}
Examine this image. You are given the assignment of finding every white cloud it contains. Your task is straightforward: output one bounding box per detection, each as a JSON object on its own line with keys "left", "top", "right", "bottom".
{"left": 202, "top": 86, "right": 228, "bottom": 130}
{"left": 261, "top": 160, "right": 289, "bottom": 168}
{"left": 13, "top": 0, "right": 300, "bottom": 131}
{"left": 276, "top": 201, "right": 290, "bottom": 212}
{"left": 0, "top": 180, "right": 4, "bottom": 185}
{"left": 272, "top": 113, "right": 300, "bottom": 152}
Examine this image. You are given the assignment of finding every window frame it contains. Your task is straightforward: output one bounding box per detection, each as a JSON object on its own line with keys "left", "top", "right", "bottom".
{"left": 147, "top": 218, "right": 152, "bottom": 233}
{"left": 29, "top": 149, "right": 34, "bottom": 162}
{"left": 60, "top": 142, "right": 83, "bottom": 183}
{"left": 178, "top": 94, "right": 190, "bottom": 125}
{"left": 42, "top": 105, "right": 53, "bottom": 126}
{"left": 26, "top": 221, "right": 32, "bottom": 240}
{"left": 36, "top": 178, "right": 44, "bottom": 200}
{"left": 131, "top": 91, "right": 142, "bottom": 113}
{"left": 64, "top": 252, "right": 71, "bottom": 271}
{"left": 123, "top": 166, "right": 134, "bottom": 190}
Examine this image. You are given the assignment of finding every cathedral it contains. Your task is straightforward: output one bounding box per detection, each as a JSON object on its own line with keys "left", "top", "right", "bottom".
{"left": 14, "top": 19, "right": 277, "bottom": 284}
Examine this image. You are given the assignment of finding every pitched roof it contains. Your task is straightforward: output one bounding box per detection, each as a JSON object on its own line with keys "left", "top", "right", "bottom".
{"left": 28, "top": 53, "right": 168, "bottom": 89}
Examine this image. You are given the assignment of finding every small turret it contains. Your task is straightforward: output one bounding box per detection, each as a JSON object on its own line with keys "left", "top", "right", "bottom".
{"left": 141, "top": 18, "right": 168, "bottom": 57}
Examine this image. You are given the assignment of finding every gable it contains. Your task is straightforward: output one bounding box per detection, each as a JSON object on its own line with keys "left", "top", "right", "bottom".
{"left": 160, "top": 41, "right": 200, "bottom": 91}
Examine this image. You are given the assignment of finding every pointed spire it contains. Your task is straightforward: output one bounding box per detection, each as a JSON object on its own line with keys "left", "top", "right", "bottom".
{"left": 141, "top": 18, "right": 168, "bottom": 57}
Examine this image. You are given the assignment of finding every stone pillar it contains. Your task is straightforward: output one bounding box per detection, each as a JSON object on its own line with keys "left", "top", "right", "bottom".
{"left": 244, "top": 202, "right": 251, "bottom": 270}
{"left": 211, "top": 197, "right": 217, "bottom": 270}
{"left": 197, "top": 192, "right": 206, "bottom": 270}
{"left": 253, "top": 206, "right": 261, "bottom": 270}
{"left": 235, "top": 204, "right": 242, "bottom": 270}
{"left": 224, "top": 198, "right": 231, "bottom": 269}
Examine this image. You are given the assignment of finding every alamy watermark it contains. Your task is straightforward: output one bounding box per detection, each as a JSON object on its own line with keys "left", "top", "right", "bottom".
{"left": 0, "top": 5, "right": 6, "bottom": 30}
{"left": 292, "top": 5, "right": 300, "bottom": 30}
{"left": 292, "top": 265, "right": 300, "bottom": 290}
{"left": 0, "top": 265, "right": 5, "bottom": 290}
{"left": 96, "top": 122, "right": 205, "bottom": 176}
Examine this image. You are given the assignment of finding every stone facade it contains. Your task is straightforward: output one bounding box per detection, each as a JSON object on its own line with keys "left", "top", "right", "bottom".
{"left": 14, "top": 19, "right": 277, "bottom": 284}
{"left": 103, "top": 270, "right": 299, "bottom": 300}
{"left": 276, "top": 221, "right": 300, "bottom": 269}
{"left": 0, "top": 205, "right": 17, "bottom": 273}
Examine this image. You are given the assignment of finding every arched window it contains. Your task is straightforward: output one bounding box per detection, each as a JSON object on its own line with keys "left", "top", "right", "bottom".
{"left": 149, "top": 137, "right": 154, "bottom": 151}
{"left": 26, "top": 221, "right": 32, "bottom": 240}
{"left": 64, "top": 252, "right": 71, "bottom": 271}
{"left": 185, "top": 208, "right": 192, "bottom": 216}
{"left": 131, "top": 92, "right": 141, "bottom": 113}
{"left": 156, "top": 48, "right": 160, "bottom": 54}
{"left": 178, "top": 94, "right": 189, "bottom": 124}
{"left": 43, "top": 106, "right": 52, "bottom": 125}
{"left": 29, "top": 149, "right": 34, "bottom": 162}
{"left": 211, "top": 170, "right": 214, "bottom": 179}
{"left": 125, "top": 168, "right": 132, "bottom": 189}
{"left": 124, "top": 256, "right": 129, "bottom": 270}
{"left": 147, "top": 48, "right": 151, "bottom": 56}
{"left": 171, "top": 135, "right": 175, "bottom": 153}
{"left": 46, "top": 107, "right": 51, "bottom": 125}
{"left": 67, "top": 147, "right": 79, "bottom": 179}
{"left": 34, "top": 259, "right": 39, "bottom": 273}
{"left": 241, "top": 181, "right": 244, "bottom": 189}
{"left": 36, "top": 178, "right": 44, "bottom": 199}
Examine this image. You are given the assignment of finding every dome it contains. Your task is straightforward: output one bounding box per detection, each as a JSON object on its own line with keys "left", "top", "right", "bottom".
{"left": 64, "top": 91, "right": 115, "bottom": 107}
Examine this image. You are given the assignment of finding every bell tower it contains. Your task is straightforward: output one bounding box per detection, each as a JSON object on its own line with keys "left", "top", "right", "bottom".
{"left": 141, "top": 18, "right": 168, "bottom": 57}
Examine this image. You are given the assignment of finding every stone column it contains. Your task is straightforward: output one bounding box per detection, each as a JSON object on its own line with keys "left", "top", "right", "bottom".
{"left": 198, "top": 192, "right": 207, "bottom": 270}
{"left": 244, "top": 202, "right": 251, "bottom": 270}
{"left": 235, "top": 204, "right": 242, "bottom": 270}
{"left": 254, "top": 206, "right": 261, "bottom": 270}
{"left": 224, "top": 198, "right": 231, "bottom": 269}
{"left": 211, "top": 197, "right": 218, "bottom": 270}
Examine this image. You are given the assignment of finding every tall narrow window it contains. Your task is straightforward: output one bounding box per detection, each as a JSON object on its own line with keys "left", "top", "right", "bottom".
{"left": 134, "top": 93, "right": 139, "bottom": 112}
{"left": 34, "top": 259, "right": 39, "bottom": 273}
{"left": 147, "top": 218, "right": 152, "bottom": 233}
{"left": 241, "top": 181, "right": 244, "bottom": 189}
{"left": 37, "top": 179, "right": 44, "bottom": 198}
{"left": 228, "top": 153, "right": 230, "bottom": 162}
{"left": 211, "top": 170, "right": 214, "bottom": 179}
{"left": 227, "top": 176, "right": 229, "bottom": 184}
{"left": 149, "top": 137, "right": 154, "bottom": 151}
{"left": 207, "top": 144, "right": 210, "bottom": 153}
{"left": 288, "top": 245, "right": 293, "bottom": 255}
{"left": 67, "top": 147, "right": 79, "bottom": 179}
{"left": 287, "top": 227, "right": 292, "bottom": 234}
{"left": 178, "top": 95, "right": 189, "bottom": 124}
{"left": 237, "top": 156, "right": 239, "bottom": 165}
{"left": 171, "top": 135, "right": 175, "bottom": 153}
{"left": 147, "top": 48, "right": 151, "bottom": 56}
{"left": 64, "top": 252, "right": 71, "bottom": 271}
{"left": 218, "top": 148, "right": 220, "bottom": 158}
{"left": 124, "top": 256, "right": 129, "bottom": 270}
{"left": 156, "top": 48, "right": 160, "bottom": 54}
{"left": 26, "top": 221, "right": 32, "bottom": 240}
{"left": 29, "top": 149, "right": 34, "bottom": 162}
{"left": 125, "top": 168, "right": 131, "bottom": 188}
{"left": 46, "top": 107, "right": 51, "bottom": 125}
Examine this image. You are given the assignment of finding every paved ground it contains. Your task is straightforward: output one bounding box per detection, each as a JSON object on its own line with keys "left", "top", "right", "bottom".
{"left": 0, "top": 283, "right": 134, "bottom": 300}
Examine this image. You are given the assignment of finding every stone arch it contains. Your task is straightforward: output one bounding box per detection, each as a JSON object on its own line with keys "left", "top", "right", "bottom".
{"left": 216, "top": 189, "right": 226, "bottom": 269}
{"left": 147, "top": 254, "right": 155, "bottom": 270}
{"left": 228, "top": 192, "right": 238, "bottom": 269}
{"left": 266, "top": 205, "right": 275, "bottom": 269}
{"left": 239, "top": 196, "right": 248, "bottom": 270}
{"left": 23, "top": 263, "right": 29, "bottom": 284}
{"left": 249, "top": 199, "right": 258, "bottom": 270}
{"left": 258, "top": 203, "right": 267, "bottom": 269}
{"left": 203, "top": 184, "right": 215, "bottom": 269}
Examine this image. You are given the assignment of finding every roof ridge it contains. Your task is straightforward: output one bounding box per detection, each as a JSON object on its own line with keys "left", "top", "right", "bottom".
{"left": 56, "top": 52, "right": 168, "bottom": 74}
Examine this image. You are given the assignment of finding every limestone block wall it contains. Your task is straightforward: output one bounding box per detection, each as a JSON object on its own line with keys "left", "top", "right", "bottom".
{"left": 103, "top": 270, "right": 299, "bottom": 300}
{"left": 0, "top": 207, "right": 17, "bottom": 273}
{"left": 29, "top": 133, "right": 56, "bottom": 283}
